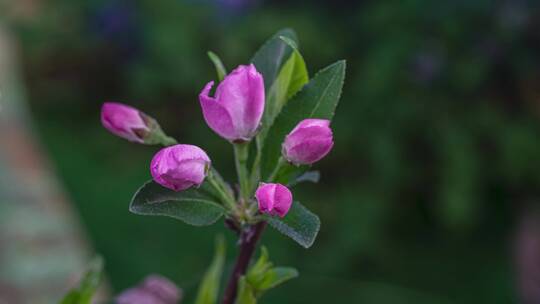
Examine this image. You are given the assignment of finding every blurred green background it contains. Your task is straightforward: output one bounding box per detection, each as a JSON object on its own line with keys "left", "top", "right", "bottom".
{"left": 4, "top": 0, "right": 540, "bottom": 303}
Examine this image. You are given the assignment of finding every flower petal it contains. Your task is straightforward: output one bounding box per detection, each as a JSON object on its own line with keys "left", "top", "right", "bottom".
{"left": 199, "top": 81, "right": 237, "bottom": 141}
{"left": 272, "top": 184, "right": 293, "bottom": 218}
{"left": 215, "top": 65, "right": 264, "bottom": 139}
{"left": 287, "top": 137, "right": 334, "bottom": 165}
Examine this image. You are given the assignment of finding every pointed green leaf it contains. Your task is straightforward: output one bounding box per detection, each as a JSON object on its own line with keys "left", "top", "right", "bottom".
{"left": 195, "top": 236, "right": 226, "bottom": 304}
{"left": 207, "top": 51, "right": 227, "bottom": 82}
{"left": 242, "top": 248, "right": 298, "bottom": 299}
{"left": 235, "top": 276, "right": 257, "bottom": 304}
{"left": 246, "top": 247, "right": 272, "bottom": 282}
{"left": 259, "top": 39, "right": 308, "bottom": 140}
{"left": 261, "top": 60, "right": 346, "bottom": 180}
{"left": 257, "top": 267, "right": 298, "bottom": 291}
{"left": 266, "top": 201, "right": 320, "bottom": 248}
{"left": 129, "top": 180, "right": 226, "bottom": 226}
{"left": 251, "top": 28, "right": 298, "bottom": 90}
{"left": 278, "top": 36, "right": 308, "bottom": 100}
{"left": 60, "top": 256, "right": 103, "bottom": 304}
{"left": 246, "top": 248, "right": 298, "bottom": 293}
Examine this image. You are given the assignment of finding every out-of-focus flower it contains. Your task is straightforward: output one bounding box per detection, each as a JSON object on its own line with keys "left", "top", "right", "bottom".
{"left": 116, "top": 274, "right": 182, "bottom": 304}
{"left": 282, "top": 119, "right": 334, "bottom": 165}
{"left": 255, "top": 183, "right": 292, "bottom": 218}
{"left": 150, "top": 144, "right": 211, "bottom": 191}
{"left": 199, "top": 64, "right": 265, "bottom": 142}
{"left": 515, "top": 209, "right": 540, "bottom": 304}
{"left": 101, "top": 102, "right": 150, "bottom": 143}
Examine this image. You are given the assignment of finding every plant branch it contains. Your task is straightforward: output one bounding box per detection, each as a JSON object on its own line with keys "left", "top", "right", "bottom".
{"left": 222, "top": 221, "right": 267, "bottom": 304}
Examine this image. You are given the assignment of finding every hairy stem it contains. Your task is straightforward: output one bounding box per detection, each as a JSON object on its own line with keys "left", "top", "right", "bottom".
{"left": 234, "top": 142, "right": 250, "bottom": 201}
{"left": 222, "top": 222, "right": 267, "bottom": 304}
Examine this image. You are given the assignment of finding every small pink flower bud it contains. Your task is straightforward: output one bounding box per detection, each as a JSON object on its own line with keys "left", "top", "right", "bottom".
{"left": 150, "top": 144, "right": 211, "bottom": 191}
{"left": 101, "top": 102, "right": 150, "bottom": 143}
{"left": 255, "top": 183, "right": 293, "bottom": 218}
{"left": 282, "top": 119, "right": 334, "bottom": 165}
{"left": 199, "top": 64, "right": 265, "bottom": 142}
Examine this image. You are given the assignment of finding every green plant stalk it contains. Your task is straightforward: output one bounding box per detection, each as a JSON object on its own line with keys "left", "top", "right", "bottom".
{"left": 234, "top": 142, "right": 251, "bottom": 201}
{"left": 249, "top": 137, "right": 265, "bottom": 194}
{"left": 207, "top": 171, "right": 236, "bottom": 210}
{"left": 268, "top": 157, "right": 286, "bottom": 182}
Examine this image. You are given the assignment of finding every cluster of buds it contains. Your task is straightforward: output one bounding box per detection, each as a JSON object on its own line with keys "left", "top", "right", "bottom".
{"left": 101, "top": 64, "right": 334, "bottom": 218}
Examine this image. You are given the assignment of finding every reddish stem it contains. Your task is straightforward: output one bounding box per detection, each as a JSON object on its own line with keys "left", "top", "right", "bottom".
{"left": 222, "top": 221, "right": 267, "bottom": 304}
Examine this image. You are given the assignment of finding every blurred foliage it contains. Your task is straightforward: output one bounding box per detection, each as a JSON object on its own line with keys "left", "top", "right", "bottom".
{"left": 4, "top": 0, "right": 540, "bottom": 303}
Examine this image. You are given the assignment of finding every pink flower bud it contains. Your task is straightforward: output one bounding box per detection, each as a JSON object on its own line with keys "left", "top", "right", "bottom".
{"left": 282, "top": 119, "right": 334, "bottom": 165}
{"left": 116, "top": 274, "right": 182, "bottom": 304}
{"left": 101, "top": 102, "right": 150, "bottom": 143}
{"left": 255, "top": 183, "right": 293, "bottom": 218}
{"left": 150, "top": 144, "right": 211, "bottom": 191}
{"left": 199, "top": 64, "right": 265, "bottom": 142}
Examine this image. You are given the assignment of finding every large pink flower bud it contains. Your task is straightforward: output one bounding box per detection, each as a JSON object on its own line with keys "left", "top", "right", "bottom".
{"left": 101, "top": 102, "right": 150, "bottom": 143}
{"left": 255, "top": 183, "right": 293, "bottom": 218}
{"left": 150, "top": 144, "right": 211, "bottom": 191}
{"left": 199, "top": 64, "right": 265, "bottom": 142}
{"left": 282, "top": 119, "right": 334, "bottom": 165}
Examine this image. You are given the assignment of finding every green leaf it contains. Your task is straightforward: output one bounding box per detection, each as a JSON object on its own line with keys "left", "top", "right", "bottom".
{"left": 235, "top": 276, "right": 257, "bottom": 304}
{"left": 266, "top": 201, "right": 320, "bottom": 248}
{"left": 195, "top": 235, "right": 226, "bottom": 304}
{"left": 287, "top": 171, "right": 320, "bottom": 187}
{"left": 261, "top": 60, "right": 346, "bottom": 180}
{"left": 278, "top": 36, "right": 308, "bottom": 100}
{"left": 207, "top": 51, "right": 227, "bottom": 82}
{"left": 240, "top": 247, "right": 298, "bottom": 300}
{"left": 259, "top": 37, "right": 308, "bottom": 140}
{"left": 246, "top": 247, "right": 272, "bottom": 282}
{"left": 129, "top": 180, "right": 226, "bottom": 226}
{"left": 251, "top": 28, "right": 298, "bottom": 90}
{"left": 60, "top": 256, "right": 103, "bottom": 304}
{"left": 256, "top": 267, "right": 298, "bottom": 291}
{"left": 246, "top": 248, "right": 298, "bottom": 293}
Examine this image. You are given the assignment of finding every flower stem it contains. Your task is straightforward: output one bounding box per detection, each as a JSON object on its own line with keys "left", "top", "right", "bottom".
{"left": 234, "top": 142, "right": 250, "bottom": 201}
{"left": 248, "top": 142, "right": 262, "bottom": 192}
{"left": 207, "top": 170, "right": 236, "bottom": 210}
{"left": 222, "top": 222, "right": 267, "bottom": 304}
{"left": 268, "top": 157, "right": 286, "bottom": 182}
